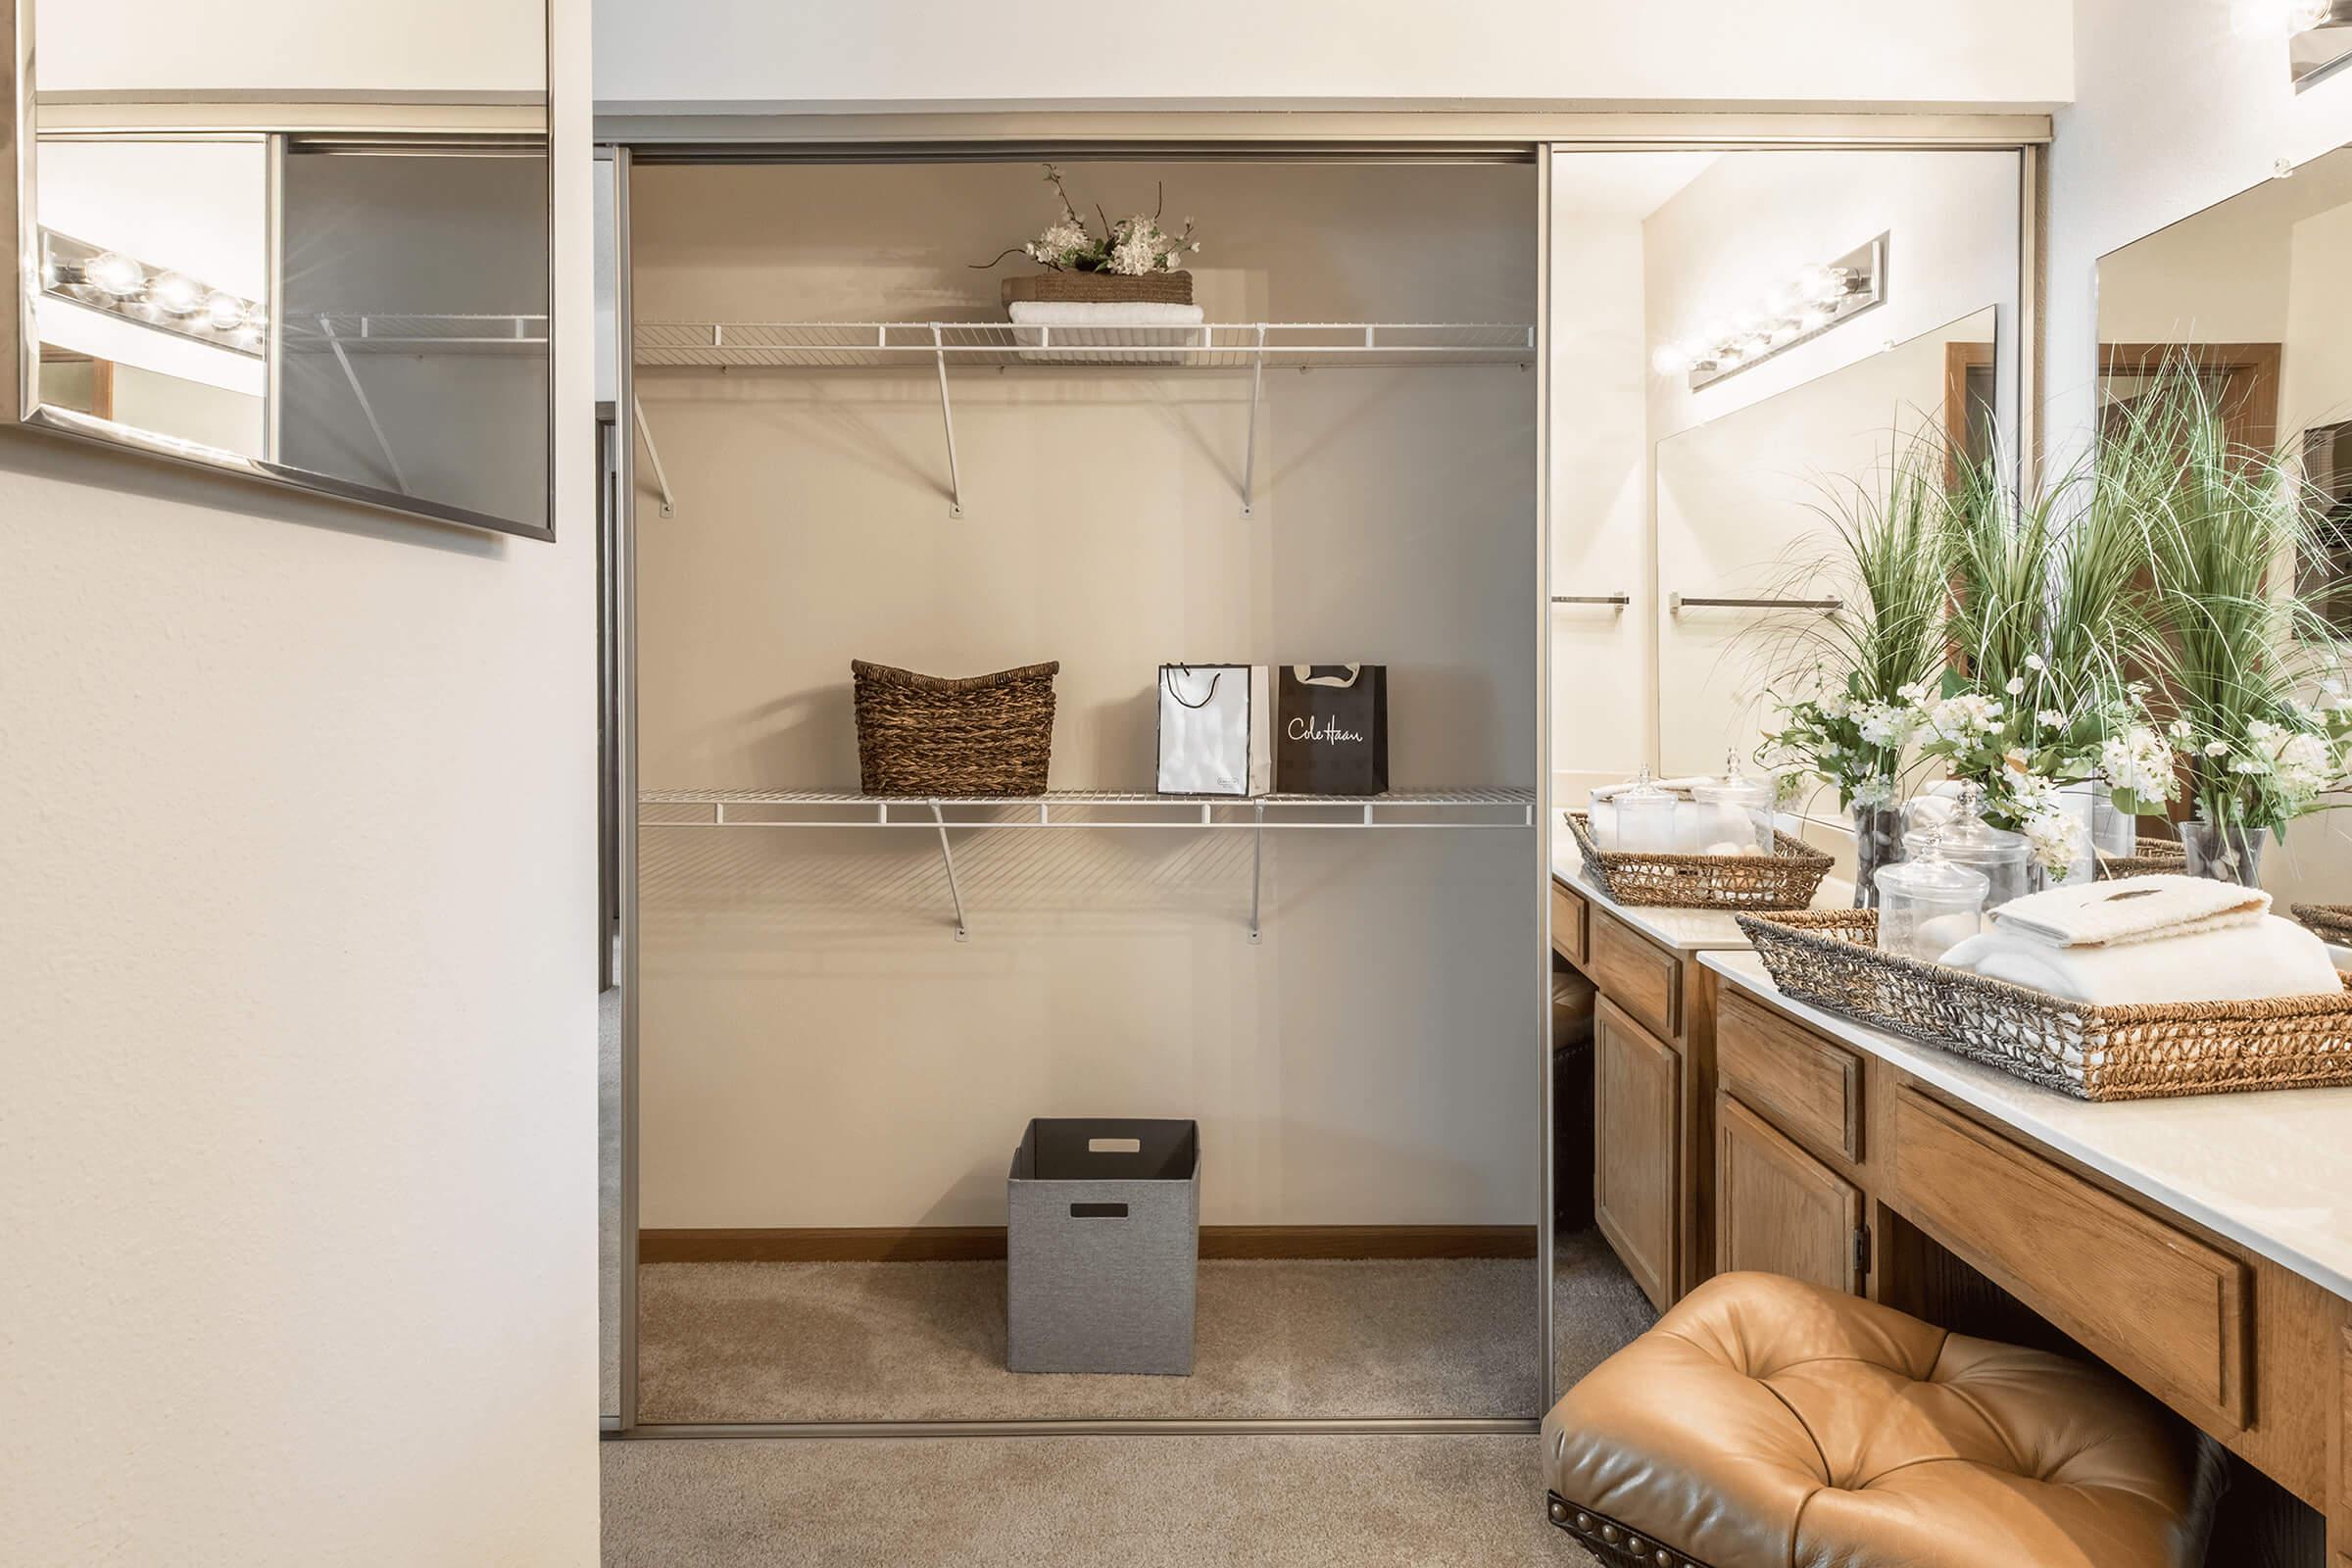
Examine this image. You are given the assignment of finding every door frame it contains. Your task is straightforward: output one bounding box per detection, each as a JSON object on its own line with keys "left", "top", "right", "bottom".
{"left": 599, "top": 112, "right": 2051, "bottom": 1441}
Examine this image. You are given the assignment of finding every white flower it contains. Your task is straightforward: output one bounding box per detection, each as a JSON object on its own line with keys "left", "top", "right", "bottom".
{"left": 2035, "top": 709, "right": 2068, "bottom": 729}
{"left": 2099, "top": 725, "right": 2180, "bottom": 801}
{"left": 1850, "top": 774, "right": 1897, "bottom": 809}
{"left": 2203, "top": 740, "right": 2230, "bottom": 759}
{"left": 1896, "top": 681, "right": 1931, "bottom": 704}
{"left": 2167, "top": 718, "right": 2194, "bottom": 742}
{"left": 1923, "top": 693, "right": 2004, "bottom": 744}
{"left": 2004, "top": 676, "right": 2026, "bottom": 697}
{"left": 2024, "top": 653, "right": 2046, "bottom": 672}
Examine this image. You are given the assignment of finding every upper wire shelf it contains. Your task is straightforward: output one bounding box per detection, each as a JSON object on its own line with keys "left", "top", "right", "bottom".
{"left": 632, "top": 321, "right": 1536, "bottom": 371}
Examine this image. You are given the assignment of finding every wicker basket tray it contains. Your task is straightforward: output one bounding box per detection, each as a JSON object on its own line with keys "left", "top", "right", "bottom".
{"left": 1002, "top": 270, "right": 1195, "bottom": 306}
{"left": 2095, "top": 835, "right": 2186, "bottom": 880}
{"left": 1736, "top": 907, "right": 2352, "bottom": 1102}
{"left": 2293, "top": 904, "right": 2352, "bottom": 946}
{"left": 1566, "top": 811, "right": 1832, "bottom": 911}
{"left": 852, "top": 659, "right": 1058, "bottom": 797}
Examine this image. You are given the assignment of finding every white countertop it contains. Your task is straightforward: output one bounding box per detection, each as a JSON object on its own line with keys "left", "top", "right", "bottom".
{"left": 1702, "top": 949, "right": 2352, "bottom": 1301}
{"left": 1551, "top": 824, "right": 1855, "bottom": 954}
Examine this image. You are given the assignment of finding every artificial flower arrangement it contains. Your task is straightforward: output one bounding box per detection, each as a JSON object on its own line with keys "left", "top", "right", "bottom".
{"left": 974, "top": 165, "right": 1202, "bottom": 288}
{"left": 1752, "top": 365, "right": 2352, "bottom": 895}
{"left": 2089, "top": 364, "right": 2352, "bottom": 882}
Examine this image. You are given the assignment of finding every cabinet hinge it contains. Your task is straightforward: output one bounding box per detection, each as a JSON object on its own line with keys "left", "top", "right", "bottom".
{"left": 1853, "top": 1223, "right": 1873, "bottom": 1281}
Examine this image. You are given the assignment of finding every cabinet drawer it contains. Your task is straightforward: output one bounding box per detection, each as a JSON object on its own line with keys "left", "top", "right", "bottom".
{"left": 1892, "top": 1088, "right": 2250, "bottom": 1430}
{"left": 1550, "top": 877, "right": 1589, "bottom": 965}
{"left": 1718, "top": 991, "right": 1862, "bottom": 1163}
{"left": 1589, "top": 912, "right": 1680, "bottom": 1041}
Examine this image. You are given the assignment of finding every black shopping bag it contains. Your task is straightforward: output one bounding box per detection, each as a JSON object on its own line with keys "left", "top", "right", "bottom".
{"left": 1275, "top": 664, "right": 1388, "bottom": 796}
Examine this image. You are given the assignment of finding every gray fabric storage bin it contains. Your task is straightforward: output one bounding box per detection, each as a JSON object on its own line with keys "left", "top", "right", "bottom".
{"left": 1006, "top": 1117, "right": 1200, "bottom": 1376}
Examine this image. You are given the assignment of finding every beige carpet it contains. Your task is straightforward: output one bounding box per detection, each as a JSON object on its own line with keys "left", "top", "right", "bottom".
{"left": 639, "top": 1255, "right": 1544, "bottom": 1422}
{"left": 635, "top": 1229, "right": 1651, "bottom": 1424}
{"left": 603, "top": 1434, "right": 1599, "bottom": 1567}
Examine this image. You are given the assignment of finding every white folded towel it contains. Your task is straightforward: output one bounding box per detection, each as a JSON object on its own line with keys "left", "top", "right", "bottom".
{"left": 1005, "top": 302, "right": 1207, "bottom": 326}
{"left": 1007, "top": 302, "right": 1208, "bottom": 364}
{"left": 1987, "top": 873, "right": 2270, "bottom": 949}
{"left": 1939, "top": 915, "right": 2341, "bottom": 1004}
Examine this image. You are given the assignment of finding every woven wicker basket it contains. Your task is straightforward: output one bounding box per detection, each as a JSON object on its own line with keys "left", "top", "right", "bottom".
{"left": 2293, "top": 904, "right": 2352, "bottom": 946}
{"left": 1566, "top": 811, "right": 1832, "bottom": 911}
{"left": 1736, "top": 907, "right": 2352, "bottom": 1102}
{"left": 2095, "top": 835, "right": 2187, "bottom": 880}
{"left": 1002, "top": 270, "right": 1194, "bottom": 306}
{"left": 852, "top": 660, "right": 1058, "bottom": 797}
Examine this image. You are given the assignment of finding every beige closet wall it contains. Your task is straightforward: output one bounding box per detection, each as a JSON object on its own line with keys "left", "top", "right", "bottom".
{"left": 631, "top": 162, "right": 1541, "bottom": 1230}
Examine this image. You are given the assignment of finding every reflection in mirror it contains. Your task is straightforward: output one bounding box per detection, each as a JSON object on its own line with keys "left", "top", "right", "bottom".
{"left": 1653, "top": 306, "right": 2001, "bottom": 780}
{"left": 2097, "top": 144, "right": 2352, "bottom": 633}
{"left": 24, "top": 0, "right": 551, "bottom": 537}
{"left": 2292, "top": 1, "right": 2352, "bottom": 90}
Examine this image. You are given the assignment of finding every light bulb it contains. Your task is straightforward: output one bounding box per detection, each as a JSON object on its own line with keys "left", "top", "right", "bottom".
{"left": 202, "top": 291, "right": 247, "bottom": 330}
{"left": 1651, "top": 342, "right": 1692, "bottom": 375}
{"left": 148, "top": 272, "right": 204, "bottom": 318}
{"left": 2291, "top": 0, "right": 2333, "bottom": 31}
{"left": 83, "top": 251, "right": 145, "bottom": 299}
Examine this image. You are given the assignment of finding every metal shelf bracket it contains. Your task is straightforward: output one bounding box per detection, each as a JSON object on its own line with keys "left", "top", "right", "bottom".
{"left": 633, "top": 396, "right": 676, "bottom": 518}
{"left": 933, "top": 325, "right": 964, "bottom": 518}
{"left": 1248, "top": 801, "right": 1265, "bottom": 944}
{"left": 929, "top": 800, "right": 968, "bottom": 941}
{"left": 1240, "top": 323, "right": 1267, "bottom": 517}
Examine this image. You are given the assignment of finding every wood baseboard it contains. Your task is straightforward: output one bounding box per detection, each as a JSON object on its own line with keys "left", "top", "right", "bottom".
{"left": 638, "top": 1224, "right": 1538, "bottom": 1265}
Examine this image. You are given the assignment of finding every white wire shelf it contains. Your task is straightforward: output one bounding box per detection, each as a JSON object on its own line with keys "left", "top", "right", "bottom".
{"left": 639, "top": 788, "right": 1537, "bottom": 942}
{"left": 627, "top": 322, "right": 1532, "bottom": 521}
{"left": 640, "top": 787, "right": 1535, "bottom": 828}
{"left": 632, "top": 321, "right": 1535, "bottom": 371}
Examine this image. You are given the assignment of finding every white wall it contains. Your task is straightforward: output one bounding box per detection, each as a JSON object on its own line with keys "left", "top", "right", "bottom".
{"left": 594, "top": 0, "right": 2070, "bottom": 117}
{"left": 0, "top": 1, "right": 597, "bottom": 1562}
{"left": 38, "top": 0, "right": 545, "bottom": 96}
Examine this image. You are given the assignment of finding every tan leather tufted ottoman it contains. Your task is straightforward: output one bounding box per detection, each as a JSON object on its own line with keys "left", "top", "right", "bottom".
{"left": 1541, "top": 1272, "right": 2222, "bottom": 1568}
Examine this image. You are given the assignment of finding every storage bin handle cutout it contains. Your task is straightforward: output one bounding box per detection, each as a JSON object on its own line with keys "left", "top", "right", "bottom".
{"left": 1088, "top": 1137, "right": 1143, "bottom": 1153}
{"left": 1069, "top": 1202, "right": 1130, "bottom": 1219}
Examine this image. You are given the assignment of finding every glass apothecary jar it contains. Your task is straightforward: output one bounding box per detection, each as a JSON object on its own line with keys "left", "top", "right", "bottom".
{"left": 1874, "top": 834, "right": 1989, "bottom": 963}
{"left": 1609, "top": 766, "right": 1681, "bottom": 855}
{"left": 1687, "top": 751, "right": 1776, "bottom": 856}
{"left": 1904, "top": 784, "right": 2032, "bottom": 910}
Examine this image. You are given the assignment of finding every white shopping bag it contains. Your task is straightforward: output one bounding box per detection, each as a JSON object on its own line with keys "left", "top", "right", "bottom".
{"left": 1155, "top": 664, "right": 1272, "bottom": 796}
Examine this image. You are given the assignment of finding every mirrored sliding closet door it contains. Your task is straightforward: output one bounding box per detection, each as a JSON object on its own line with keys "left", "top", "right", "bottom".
{"left": 1544, "top": 146, "right": 2027, "bottom": 1395}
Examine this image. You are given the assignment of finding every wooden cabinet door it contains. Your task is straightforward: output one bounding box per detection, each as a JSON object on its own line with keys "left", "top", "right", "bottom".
{"left": 1716, "top": 1095, "right": 1863, "bottom": 1295}
{"left": 1593, "top": 996, "right": 1680, "bottom": 1310}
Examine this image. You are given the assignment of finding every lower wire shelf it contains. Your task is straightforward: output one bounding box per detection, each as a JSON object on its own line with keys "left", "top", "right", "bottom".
{"left": 638, "top": 787, "right": 1536, "bottom": 942}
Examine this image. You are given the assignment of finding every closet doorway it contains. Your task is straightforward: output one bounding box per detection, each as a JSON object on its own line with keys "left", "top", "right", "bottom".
{"left": 616, "top": 150, "right": 1550, "bottom": 1430}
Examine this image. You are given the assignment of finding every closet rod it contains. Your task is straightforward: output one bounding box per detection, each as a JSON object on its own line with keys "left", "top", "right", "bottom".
{"left": 625, "top": 142, "right": 1539, "bottom": 168}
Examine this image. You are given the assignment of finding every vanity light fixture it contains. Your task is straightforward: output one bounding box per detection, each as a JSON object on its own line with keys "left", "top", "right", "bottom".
{"left": 38, "top": 228, "right": 268, "bottom": 357}
{"left": 1651, "top": 233, "right": 1887, "bottom": 391}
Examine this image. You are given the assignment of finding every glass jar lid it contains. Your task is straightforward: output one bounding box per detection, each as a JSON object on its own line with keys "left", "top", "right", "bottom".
{"left": 1690, "top": 750, "right": 1774, "bottom": 809}
{"left": 1874, "top": 830, "right": 1993, "bottom": 900}
{"left": 1904, "top": 782, "right": 2028, "bottom": 868}
{"left": 1612, "top": 764, "right": 1675, "bottom": 806}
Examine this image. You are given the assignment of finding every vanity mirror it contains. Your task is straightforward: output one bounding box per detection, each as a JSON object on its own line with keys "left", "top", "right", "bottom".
{"left": 2097, "top": 142, "right": 2352, "bottom": 633}
{"left": 6, "top": 0, "right": 553, "bottom": 539}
